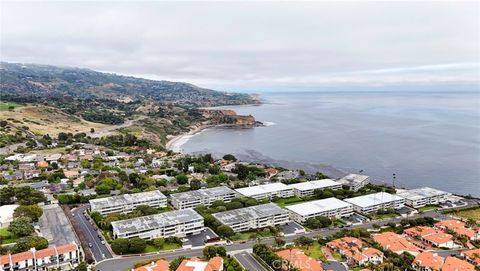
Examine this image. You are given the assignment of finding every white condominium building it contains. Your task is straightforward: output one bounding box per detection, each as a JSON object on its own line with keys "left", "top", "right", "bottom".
{"left": 170, "top": 186, "right": 238, "bottom": 210}
{"left": 213, "top": 203, "right": 290, "bottom": 232}
{"left": 337, "top": 174, "right": 370, "bottom": 192}
{"left": 235, "top": 182, "right": 294, "bottom": 200}
{"left": 288, "top": 179, "right": 342, "bottom": 198}
{"left": 89, "top": 190, "right": 167, "bottom": 215}
{"left": 111, "top": 209, "right": 204, "bottom": 239}
{"left": 286, "top": 197, "right": 354, "bottom": 223}
{"left": 397, "top": 187, "right": 450, "bottom": 208}
{"left": 344, "top": 192, "right": 405, "bottom": 214}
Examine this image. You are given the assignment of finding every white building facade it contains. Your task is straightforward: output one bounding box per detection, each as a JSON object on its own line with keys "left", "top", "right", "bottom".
{"left": 397, "top": 187, "right": 450, "bottom": 208}
{"left": 344, "top": 192, "right": 405, "bottom": 214}
{"left": 337, "top": 174, "right": 370, "bottom": 192}
{"left": 286, "top": 197, "right": 354, "bottom": 223}
{"left": 213, "top": 203, "right": 290, "bottom": 232}
{"left": 170, "top": 186, "right": 238, "bottom": 210}
{"left": 288, "top": 179, "right": 342, "bottom": 198}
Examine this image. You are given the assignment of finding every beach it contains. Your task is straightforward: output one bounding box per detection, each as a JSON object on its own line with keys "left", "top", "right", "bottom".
{"left": 165, "top": 125, "right": 210, "bottom": 153}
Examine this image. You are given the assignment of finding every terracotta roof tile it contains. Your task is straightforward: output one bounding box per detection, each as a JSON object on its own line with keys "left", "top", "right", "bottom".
{"left": 442, "top": 256, "right": 475, "bottom": 271}
{"left": 412, "top": 252, "right": 444, "bottom": 270}
{"left": 277, "top": 249, "right": 323, "bottom": 271}
{"left": 134, "top": 259, "right": 169, "bottom": 271}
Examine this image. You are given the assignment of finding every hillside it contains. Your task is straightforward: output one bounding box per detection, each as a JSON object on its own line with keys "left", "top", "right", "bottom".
{"left": 0, "top": 62, "right": 259, "bottom": 107}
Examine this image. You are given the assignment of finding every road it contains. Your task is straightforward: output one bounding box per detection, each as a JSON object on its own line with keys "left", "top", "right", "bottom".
{"left": 71, "top": 205, "right": 113, "bottom": 262}
{"left": 234, "top": 251, "right": 268, "bottom": 271}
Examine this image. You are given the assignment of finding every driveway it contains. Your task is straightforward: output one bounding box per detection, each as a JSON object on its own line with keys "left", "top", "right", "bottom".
{"left": 234, "top": 251, "right": 268, "bottom": 271}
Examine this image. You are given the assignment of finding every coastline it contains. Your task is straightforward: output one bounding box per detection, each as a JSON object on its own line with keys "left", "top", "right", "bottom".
{"left": 165, "top": 124, "right": 211, "bottom": 153}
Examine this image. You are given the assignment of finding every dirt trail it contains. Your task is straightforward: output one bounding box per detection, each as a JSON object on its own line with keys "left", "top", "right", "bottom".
{"left": 89, "top": 115, "right": 147, "bottom": 138}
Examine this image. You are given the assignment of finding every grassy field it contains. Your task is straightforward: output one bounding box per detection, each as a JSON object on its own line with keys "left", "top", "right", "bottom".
{"left": 230, "top": 229, "right": 274, "bottom": 241}
{"left": 0, "top": 101, "right": 20, "bottom": 111}
{"left": 0, "top": 228, "right": 17, "bottom": 244}
{"left": 452, "top": 206, "right": 480, "bottom": 222}
{"left": 302, "top": 242, "right": 327, "bottom": 261}
{"left": 144, "top": 242, "right": 181, "bottom": 253}
{"left": 418, "top": 205, "right": 440, "bottom": 212}
{"left": 0, "top": 105, "right": 109, "bottom": 135}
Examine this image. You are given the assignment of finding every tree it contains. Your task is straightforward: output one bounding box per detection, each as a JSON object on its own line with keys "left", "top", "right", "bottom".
{"left": 13, "top": 205, "right": 43, "bottom": 222}
{"left": 90, "top": 128, "right": 95, "bottom": 133}
{"left": 203, "top": 246, "right": 227, "bottom": 258}
{"left": 111, "top": 238, "right": 130, "bottom": 255}
{"left": 153, "top": 238, "right": 165, "bottom": 248}
{"left": 0, "top": 187, "right": 15, "bottom": 205}
{"left": 0, "top": 120, "right": 7, "bottom": 127}
{"left": 223, "top": 154, "right": 237, "bottom": 161}
{"left": 76, "top": 262, "right": 88, "bottom": 271}
{"left": 14, "top": 186, "right": 46, "bottom": 205}
{"left": 9, "top": 217, "right": 34, "bottom": 237}
{"left": 13, "top": 236, "right": 48, "bottom": 253}
{"left": 128, "top": 237, "right": 146, "bottom": 253}
{"left": 294, "top": 236, "right": 314, "bottom": 246}
{"left": 216, "top": 225, "right": 235, "bottom": 238}
{"left": 169, "top": 256, "right": 186, "bottom": 271}
{"left": 175, "top": 173, "right": 188, "bottom": 185}
{"left": 190, "top": 179, "right": 201, "bottom": 190}
{"left": 274, "top": 237, "right": 286, "bottom": 247}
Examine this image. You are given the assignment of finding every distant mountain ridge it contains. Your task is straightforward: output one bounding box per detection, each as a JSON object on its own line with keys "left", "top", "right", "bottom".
{"left": 0, "top": 62, "right": 258, "bottom": 107}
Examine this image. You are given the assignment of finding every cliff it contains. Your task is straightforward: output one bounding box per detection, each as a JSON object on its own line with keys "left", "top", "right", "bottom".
{"left": 200, "top": 109, "right": 261, "bottom": 127}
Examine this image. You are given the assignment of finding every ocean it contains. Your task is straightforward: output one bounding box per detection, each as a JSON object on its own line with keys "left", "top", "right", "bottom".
{"left": 179, "top": 91, "right": 480, "bottom": 196}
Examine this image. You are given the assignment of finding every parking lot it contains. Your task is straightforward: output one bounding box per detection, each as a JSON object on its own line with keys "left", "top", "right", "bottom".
{"left": 38, "top": 204, "right": 79, "bottom": 247}
{"left": 281, "top": 221, "right": 305, "bottom": 235}
{"left": 183, "top": 227, "right": 219, "bottom": 247}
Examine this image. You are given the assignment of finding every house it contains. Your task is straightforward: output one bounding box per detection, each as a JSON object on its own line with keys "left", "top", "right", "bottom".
{"left": 404, "top": 226, "right": 455, "bottom": 248}
{"left": 442, "top": 256, "right": 475, "bottom": 271}
{"left": 276, "top": 249, "right": 323, "bottom": 271}
{"left": 461, "top": 248, "right": 480, "bottom": 266}
{"left": 326, "top": 237, "right": 383, "bottom": 266}
{"left": 435, "top": 220, "right": 480, "bottom": 241}
{"left": 133, "top": 259, "right": 169, "bottom": 271}
{"left": 36, "top": 160, "right": 49, "bottom": 169}
{"left": 412, "top": 252, "right": 444, "bottom": 271}
{"left": 372, "top": 232, "right": 420, "bottom": 256}
{"left": 176, "top": 257, "right": 223, "bottom": 271}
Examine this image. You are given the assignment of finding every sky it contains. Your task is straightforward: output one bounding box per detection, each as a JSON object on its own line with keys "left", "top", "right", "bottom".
{"left": 1, "top": 1, "right": 479, "bottom": 92}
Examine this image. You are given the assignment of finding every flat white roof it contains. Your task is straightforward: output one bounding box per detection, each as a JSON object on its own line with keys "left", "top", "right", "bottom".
{"left": 344, "top": 192, "right": 404, "bottom": 208}
{"left": 89, "top": 190, "right": 166, "bottom": 210}
{"left": 286, "top": 197, "right": 352, "bottom": 216}
{"left": 337, "top": 174, "right": 369, "bottom": 185}
{"left": 288, "top": 179, "right": 341, "bottom": 191}
{"left": 235, "top": 182, "right": 292, "bottom": 197}
{"left": 397, "top": 187, "right": 450, "bottom": 201}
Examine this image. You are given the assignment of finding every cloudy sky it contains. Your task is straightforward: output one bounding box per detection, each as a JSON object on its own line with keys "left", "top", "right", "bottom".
{"left": 1, "top": 1, "right": 479, "bottom": 91}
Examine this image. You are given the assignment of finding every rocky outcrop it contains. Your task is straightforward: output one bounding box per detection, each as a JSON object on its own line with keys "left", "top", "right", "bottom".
{"left": 200, "top": 109, "right": 262, "bottom": 127}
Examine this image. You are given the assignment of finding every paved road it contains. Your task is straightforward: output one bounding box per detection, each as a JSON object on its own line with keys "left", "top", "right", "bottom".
{"left": 72, "top": 205, "right": 113, "bottom": 262}
{"left": 38, "top": 204, "right": 78, "bottom": 246}
{"left": 234, "top": 251, "right": 269, "bottom": 271}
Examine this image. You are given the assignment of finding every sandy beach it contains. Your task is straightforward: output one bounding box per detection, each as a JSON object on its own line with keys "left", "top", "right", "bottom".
{"left": 165, "top": 125, "right": 210, "bottom": 152}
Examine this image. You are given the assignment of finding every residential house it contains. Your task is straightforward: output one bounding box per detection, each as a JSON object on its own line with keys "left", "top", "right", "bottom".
{"left": 276, "top": 249, "right": 323, "bottom": 271}
{"left": 175, "top": 257, "right": 223, "bottom": 271}
{"left": 326, "top": 237, "right": 383, "bottom": 266}
{"left": 372, "top": 232, "right": 420, "bottom": 256}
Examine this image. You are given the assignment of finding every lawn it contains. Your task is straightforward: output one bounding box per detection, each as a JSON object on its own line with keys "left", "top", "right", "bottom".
{"left": 0, "top": 228, "right": 17, "bottom": 244}
{"left": 452, "top": 206, "right": 480, "bottom": 222}
{"left": 372, "top": 213, "right": 398, "bottom": 220}
{"left": 230, "top": 229, "right": 274, "bottom": 241}
{"left": 302, "top": 242, "right": 327, "bottom": 261}
{"left": 418, "top": 205, "right": 440, "bottom": 212}
{"left": 144, "top": 242, "right": 181, "bottom": 253}
{"left": 0, "top": 101, "right": 20, "bottom": 111}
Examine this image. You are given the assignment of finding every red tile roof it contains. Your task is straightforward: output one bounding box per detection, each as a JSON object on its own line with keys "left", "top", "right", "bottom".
{"left": 372, "top": 232, "right": 419, "bottom": 255}
{"left": 277, "top": 249, "right": 323, "bottom": 271}
{"left": 442, "top": 256, "right": 475, "bottom": 271}
{"left": 56, "top": 243, "right": 78, "bottom": 254}
{"left": 412, "top": 252, "right": 444, "bottom": 270}
{"left": 462, "top": 249, "right": 480, "bottom": 265}
{"left": 134, "top": 259, "right": 169, "bottom": 271}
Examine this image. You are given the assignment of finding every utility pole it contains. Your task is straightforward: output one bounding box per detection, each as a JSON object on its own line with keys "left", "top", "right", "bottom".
{"left": 392, "top": 173, "right": 396, "bottom": 188}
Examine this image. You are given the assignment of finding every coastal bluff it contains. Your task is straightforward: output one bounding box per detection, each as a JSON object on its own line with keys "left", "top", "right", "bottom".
{"left": 200, "top": 109, "right": 262, "bottom": 127}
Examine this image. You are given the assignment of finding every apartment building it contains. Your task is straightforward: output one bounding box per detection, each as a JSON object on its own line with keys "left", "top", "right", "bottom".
{"left": 111, "top": 209, "right": 204, "bottom": 239}
{"left": 89, "top": 190, "right": 167, "bottom": 215}
{"left": 397, "top": 187, "right": 450, "bottom": 208}
{"left": 235, "top": 182, "right": 294, "bottom": 200}
{"left": 0, "top": 243, "right": 81, "bottom": 271}
{"left": 288, "top": 179, "right": 342, "bottom": 198}
{"left": 344, "top": 192, "right": 405, "bottom": 214}
{"left": 336, "top": 174, "right": 370, "bottom": 192}
{"left": 212, "top": 203, "right": 290, "bottom": 232}
{"left": 170, "top": 186, "right": 238, "bottom": 210}
{"left": 286, "top": 197, "right": 354, "bottom": 223}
